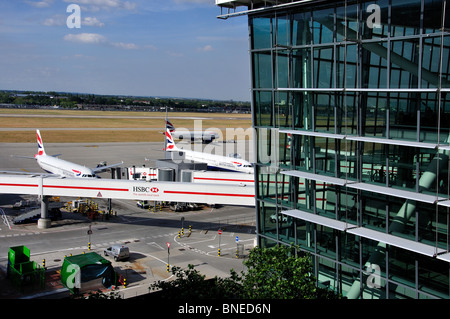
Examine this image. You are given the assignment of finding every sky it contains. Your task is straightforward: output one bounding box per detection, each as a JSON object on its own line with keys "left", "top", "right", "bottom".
{"left": 0, "top": 0, "right": 250, "bottom": 101}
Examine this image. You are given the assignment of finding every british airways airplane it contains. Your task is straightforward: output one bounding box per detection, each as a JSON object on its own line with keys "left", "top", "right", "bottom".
{"left": 166, "top": 120, "right": 219, "bottom": 143}
{"left": 3, "top": 130, "right": 122, "bottom": 178}
{"left": 165, "top": 128, "right": 253, "bottom": 174}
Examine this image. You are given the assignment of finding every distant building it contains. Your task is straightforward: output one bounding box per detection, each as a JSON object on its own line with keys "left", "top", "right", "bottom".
{"left": 217, "top": 0, "right": 450, "bottom": 299}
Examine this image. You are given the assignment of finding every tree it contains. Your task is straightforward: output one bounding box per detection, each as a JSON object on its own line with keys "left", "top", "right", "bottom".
{"left": 150, "top": 245, "right": 341, "bottom": 299}
{"left": 240, "top": 244, "right": 318, "bottom": 299}
{"left": 150, "top": 264, "right": 241, "bottom": 299}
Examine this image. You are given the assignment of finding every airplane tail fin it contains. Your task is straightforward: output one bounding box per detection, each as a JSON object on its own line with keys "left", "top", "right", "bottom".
{"left": 36, "top": 130, "right": 46, "bottom": 157}
{"left": 165, "top": 128, "right": 178, "bottom": 151}
{"left": 165, "top": 120, "right": 175, "bottom": 132}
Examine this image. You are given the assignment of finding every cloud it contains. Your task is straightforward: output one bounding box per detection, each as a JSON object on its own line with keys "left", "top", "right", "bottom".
{"left": 63, "top": 0, "right": 136, "bottom": 11}
{"left": 63, "top": 33, "right": 107, "bottom": 44}
{"left": 197, "top": 44, "right": 213, "bottom": 52}
{"left": 111, "top": 42, "right": 139, "bottom": 50}
{"left": 43, "top": 15, "right": 66, "bottom": 26}
{"left": 63, "top": 33, "right": 139, "bottom": 50}
{"left": 25, "top": 0, "right": 54, "bottom": 8}
{"left": 44, "top": 15, "right": 105, "bottom": 27}
{"left": 82, "top": 17, "right": 105, "bottom": 27}
{"left": 173, "top": 0, "right": 213, "bottom": 4}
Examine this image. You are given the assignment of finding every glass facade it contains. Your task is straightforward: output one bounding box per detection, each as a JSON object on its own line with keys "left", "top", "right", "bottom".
{"left": 248, "top": 0, "right": 450, "bottom": 299}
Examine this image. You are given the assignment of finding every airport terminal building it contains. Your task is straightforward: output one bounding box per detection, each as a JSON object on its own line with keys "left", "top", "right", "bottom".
{"left": 217, "top": 0, "right": 450, "bottom": 299}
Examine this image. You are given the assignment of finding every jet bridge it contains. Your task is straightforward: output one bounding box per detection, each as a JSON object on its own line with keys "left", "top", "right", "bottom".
{"left": 0, "top": 174, "right": 255, "bottom": 228}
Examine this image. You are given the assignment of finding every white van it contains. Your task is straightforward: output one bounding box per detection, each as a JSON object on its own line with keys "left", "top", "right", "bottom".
{"left": 104, "top": 245, "right": 130, "bottom": 261}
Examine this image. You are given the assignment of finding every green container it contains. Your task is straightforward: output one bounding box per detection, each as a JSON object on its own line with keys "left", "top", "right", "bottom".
{"left": 7, "top": 245, "right": 44, "bottom": 290}
{"left": 8, "top": 246, "right": 30, "bottom": 266}
{"left": 61, "top": 252, "right": 117, "bottom": 294}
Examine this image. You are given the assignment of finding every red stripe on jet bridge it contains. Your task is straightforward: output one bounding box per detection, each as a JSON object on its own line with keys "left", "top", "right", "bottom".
{"left": 43, "top": 185, "right": 129, "bottom": 192}
{"left": 193, "top": 177, "right": 254, "bottom": 183}
{"left": 164, "top": 190, "right": 255, "bottom": 198}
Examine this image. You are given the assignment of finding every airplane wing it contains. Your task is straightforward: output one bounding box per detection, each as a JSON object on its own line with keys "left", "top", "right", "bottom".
{"left": 11, "top": 155, "right": 36, "bottom": 160}
{"left": 91, "top": 161, "right": 124, "bottom": 173}
{"left": 0, "top": 170, "right": 55, "bottom": 177}
{"left": 11, "top": 154, "right": 61, "bottom": 159}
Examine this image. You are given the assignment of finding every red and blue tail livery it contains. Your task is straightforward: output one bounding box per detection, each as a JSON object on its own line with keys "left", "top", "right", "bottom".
{"left": 36, "top": 130, "right": 46, "bottom": 157}
{"left": 166, "top": 128, "right": 176, "bottom": 150}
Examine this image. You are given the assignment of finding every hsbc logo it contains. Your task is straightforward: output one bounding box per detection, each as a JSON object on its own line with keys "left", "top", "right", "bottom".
{"left": 133, "top": 186, "right": 159, "bottom": 193}
{"left": 151, "top": 187, "right": 159, "bottom": 193}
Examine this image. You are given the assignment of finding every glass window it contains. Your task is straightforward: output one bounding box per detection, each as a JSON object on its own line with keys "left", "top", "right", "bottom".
{"left": 257, "top": 165, "right": 277, "bottom": 201}
{"left": 292, "top": 91, "right": 312, "bottom": 130}
{"left": 253, "top": 51, "right": 273, "bottom": 89}
{"left": 418, "top": 252, "right": 450, "bottom": 298}
{"left": 276, "top": 171, "right": 291, "bottom": 205}
{"left": 390, "top": 39, "right": 420, "bottom": 89}
{"left": 251, "top": 16, "right": 272, "bottom": 50}
{"left": 441, "top": 92, "right": 450, "bottom": 140}
{"left": 275, "top": 50, "right": 289, "bottom": 88}
{"left": 314, "top": 46, "right": 334, "bottom": 89}
{"left": 256, "top": 127, "right": 279, "bottom": 168}
{"left": 387, "top": 145, "right": 419, "bottom": 191}
{"left": 388, "top": 199, "right": 417, "bottom": 241}
{"left": 337, "top": 44, "right": 358, "bottom": 88}
{"left": 389, "top": 92, "right": 418, "bottom": 141}
{"left": 312, "top": 7, "right": 334, "bottom": 45}
{"left": 422, "top": 36, "right": 443, "bottom": 89}
{"left": 294, "top": 179, "right": 312, "bottom": 211}
{"left": 419, "top": 92, "right": 439, "bottom": 144}
{"left": 361, "top": 42, "right": 388, "bottom": 88}
{"left": 317, "top": 257, "right": 338, "bottom": 291}
{"left": 254, "top": 90, "right": 272, "bottom": 127}
{"left": 292, "top": 10, "right": 312, "bottom": 46}
{"left": 418, "top": 203, "right": 449, "bottom": 250}
{"left": 314, "top": 137, "right": 337, "bottom": 177}
{"left": 336, "top": 3, "right": 358, "bottom": 42}
{"left": 423, "top": 0, "right": 447, "bottom": 33}
{"left": 340, "top": 263, "right": 360, "bottom": 298}
{"left": 316, "top": 225, "right": 337, "bottom": 259}
{"left": 388, "top": 246, "right": 416, "bottom": 292}
{"left": 292, "top": 48, "right": 312, "bottom": 89}
{"left": 258, "top": 201, "right": 277, "bottom": 240}
{"left": 277, "top": 132, "right": 292, "bottom": 168}
{"left": 338, "top": 92, "right": 358, "bottom": 135}
{"left": 340, "top": 233, "right": 360, "bottom": 267}
{"left": 390, "top": 0, "right": 421, "bottom": 37}
{"left": 314, "top": 93, "right": 336, "bottom": 133}
{"left": 275, "top": 92, "right": 291, "bottom": 128}
{"left": 361, "top": 0, "right": 389, "bottom": 40}
{"left": 274, "top": 14, "right": 289, "bottom": 47}
{"left": 360, "top": 141, "right": 386, "bottom": 186}
{"left": 364, "top": 93, "right": 387, "bottom": 137}
{"left": 361, "top": 190, "right": 387, "bottom": 232}
{"left": 336, "top": 138, "right": 358, "bottom": 180}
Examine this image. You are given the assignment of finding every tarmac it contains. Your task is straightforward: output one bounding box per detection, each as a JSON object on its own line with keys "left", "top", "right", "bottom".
{"left": 0, "top": 205, "right": 256, "bottom": 300}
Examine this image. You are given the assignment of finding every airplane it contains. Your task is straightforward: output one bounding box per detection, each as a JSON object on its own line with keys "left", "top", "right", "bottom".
{"left": 2, "top": 130, "right": 123, "bottom": 178}
{"left": 165, "top": 128, "right": 254, "bottom": 174}
{"left": 166, "top": 120, "right": 219, "bottom": 143}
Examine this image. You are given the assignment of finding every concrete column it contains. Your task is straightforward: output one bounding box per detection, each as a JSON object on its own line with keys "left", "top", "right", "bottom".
{"left": 38, "top": 196, "right": 51, "bottom": 229}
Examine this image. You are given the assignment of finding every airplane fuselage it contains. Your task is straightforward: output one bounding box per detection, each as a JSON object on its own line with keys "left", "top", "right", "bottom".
{"left": 35, "top": 155, "right": 97, "bottom": 178}
{"left": 178, "top": 149, "right": 253, "bottom": 174}
{"left": 172, "top": 131, "right": 218, "bottom": 143}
